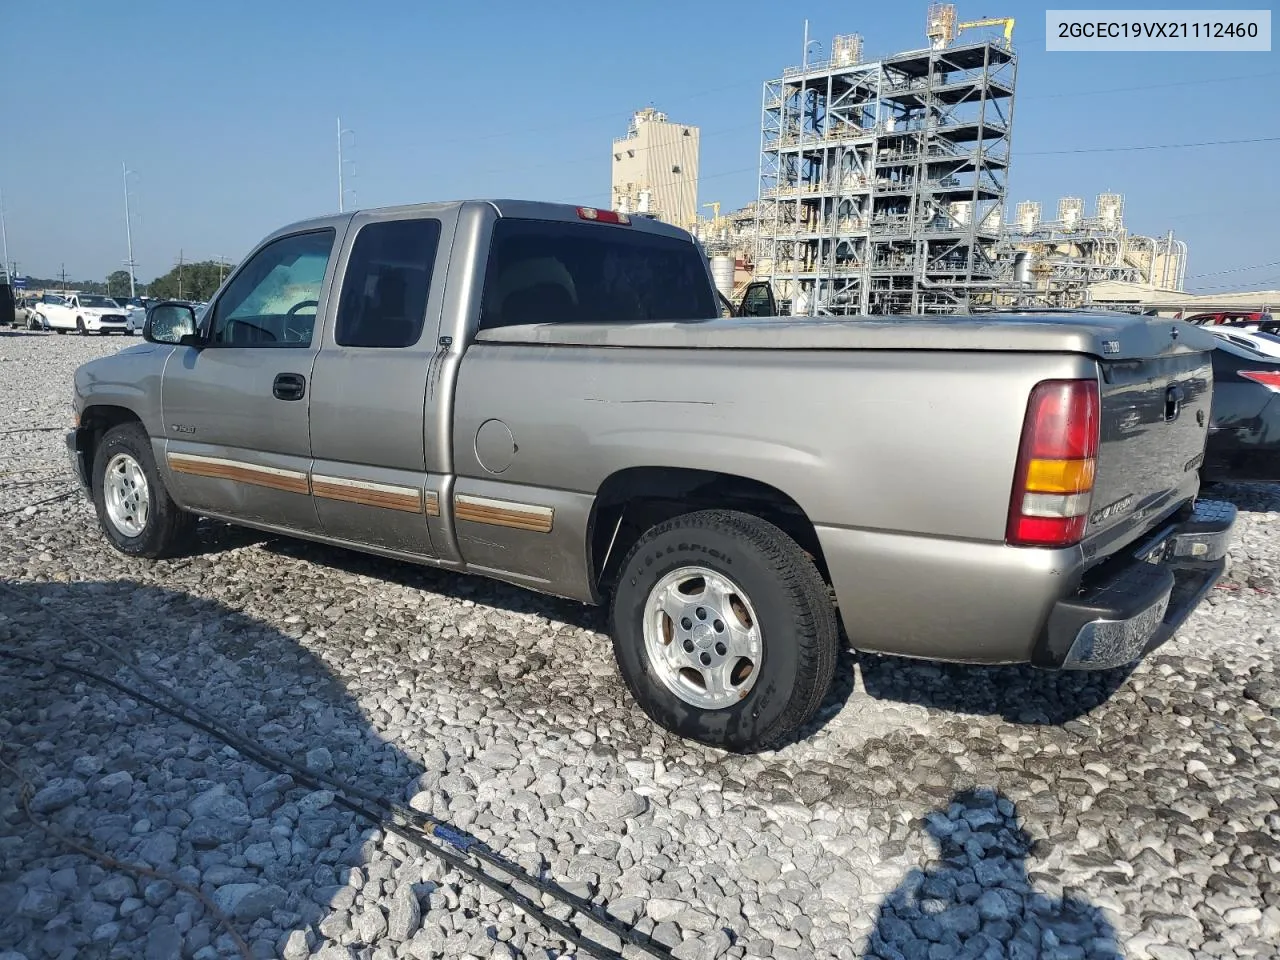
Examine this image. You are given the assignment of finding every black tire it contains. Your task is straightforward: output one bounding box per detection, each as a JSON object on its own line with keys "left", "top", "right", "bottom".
{"left": 76, "top": 317, "right": 86, "bottom": 335}
{"left": 92, "top": 422, "right": 196, "bottom": 559}
{"left": 610, "top": 509, "right": 838, "bottom": 752}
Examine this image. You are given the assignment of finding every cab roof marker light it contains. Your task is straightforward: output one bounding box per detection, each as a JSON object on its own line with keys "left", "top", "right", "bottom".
{"left": 576, "top": 207, "right": 631, "bottom": 225}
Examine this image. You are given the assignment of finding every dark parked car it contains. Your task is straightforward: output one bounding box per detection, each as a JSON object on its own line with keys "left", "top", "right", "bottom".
{"left": 1204, "top": 338, "right": 1280, "bottom": 483}
{"left": 0, "top": 282, "right": 14, "bottom": 328}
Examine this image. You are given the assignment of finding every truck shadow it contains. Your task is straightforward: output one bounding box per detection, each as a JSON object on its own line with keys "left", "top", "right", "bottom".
{"left": 0, "top": 579, "right": 441, "bottom": 959}
{"left": 181, "top": 523, "right": 1108, "bottom": 744}
{"left": 253, "top": 534, "right": 863, "bottom": 749}
{"left": 854, "top": 652, "right": 1134, "bottom": 725}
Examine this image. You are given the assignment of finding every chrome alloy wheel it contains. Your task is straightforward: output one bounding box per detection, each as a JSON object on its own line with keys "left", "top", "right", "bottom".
{"left": 641, "top": 565, "right": 763, "bottom": 709}
{"left": 103, "top": 452, "right": 150, "bottom": 538}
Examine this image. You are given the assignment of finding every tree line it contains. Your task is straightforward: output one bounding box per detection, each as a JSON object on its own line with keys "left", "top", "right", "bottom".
{"left": 19, "top": 260, "right": 236, "bottom": 303}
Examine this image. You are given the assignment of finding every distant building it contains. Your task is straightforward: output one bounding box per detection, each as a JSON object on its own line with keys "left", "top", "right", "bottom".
{"left": 611, "top": 108, "right": 700, "bottom": 231}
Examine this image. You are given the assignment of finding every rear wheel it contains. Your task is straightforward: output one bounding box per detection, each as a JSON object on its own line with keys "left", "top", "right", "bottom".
{"left": 610, "top": 509, "right": 838, "bottom": 752}
{"left": 92, "top": 422, "right": 196, "bottom": 558}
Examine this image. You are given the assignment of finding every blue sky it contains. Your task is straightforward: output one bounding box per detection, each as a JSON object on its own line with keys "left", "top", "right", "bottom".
{"left": 2, "top": 0, "right": 1276, "bottom": 292}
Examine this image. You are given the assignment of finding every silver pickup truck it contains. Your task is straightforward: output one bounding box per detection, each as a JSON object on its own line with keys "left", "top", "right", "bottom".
{"left": 67, "top": 200, "right": 1236, "bottom": 751}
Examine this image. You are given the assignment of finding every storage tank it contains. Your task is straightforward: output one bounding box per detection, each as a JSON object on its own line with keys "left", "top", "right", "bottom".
{"left": 1096, "top": 192, "right": 1123, "bottom": 229}
{"left": 710, "top": 256, "right": 735, "bottom": 300}
{"left": 793, "top": 286, "right": 812, "bottom": 317}
{"left": 1015, "top": 201, "right": 1041, "bottom": 233}
{"left": 1058, "top": 197, "right": 1084, "bottom": 230}
{"left": 1013, "top": 250, "right": 1036, "bottom": 285}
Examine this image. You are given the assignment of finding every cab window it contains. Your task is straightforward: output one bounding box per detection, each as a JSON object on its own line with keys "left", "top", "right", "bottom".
{"left": 478, "top": 218, "right": 716, "bottom": 329}
{"left": 335, "top": 219, "right": 441, "bottom": 348}
{"left": 208, "top": 230, "right": 335, "bottom": 347}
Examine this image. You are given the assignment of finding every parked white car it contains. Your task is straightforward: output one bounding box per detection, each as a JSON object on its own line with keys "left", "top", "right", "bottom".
{"left": 114, "top": 297, "right": 152, "bottom": 334}
{"left": 35, "top": 293, "right": 130, "bottom": 335}
{"left": 1212, "top": 327, "right": 1280, "bottom": 361}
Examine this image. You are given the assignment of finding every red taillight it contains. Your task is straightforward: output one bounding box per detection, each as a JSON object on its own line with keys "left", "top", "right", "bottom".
{"left": 1240, "top": 370, "right": 1280, "bottom": 391}
{"left": 1007, "top": 379, "right": 1100, "bottom": 547}
{"left": 577, "top": 206, "right": 631, "bottom": 225}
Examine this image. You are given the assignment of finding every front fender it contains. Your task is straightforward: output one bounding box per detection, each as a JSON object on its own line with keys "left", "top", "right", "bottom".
{"left": 73, "top": 343, "right": 170, "bottom": 439}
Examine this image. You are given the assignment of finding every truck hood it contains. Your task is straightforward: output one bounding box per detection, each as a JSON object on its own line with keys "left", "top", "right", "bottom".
{"left": 476, "top": 311, "right": 1216, "bottom": 362}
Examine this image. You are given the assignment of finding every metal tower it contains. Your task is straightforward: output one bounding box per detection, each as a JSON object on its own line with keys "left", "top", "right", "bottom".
{"left": 754, "top": 6, "right": 1017, "bottom": 315}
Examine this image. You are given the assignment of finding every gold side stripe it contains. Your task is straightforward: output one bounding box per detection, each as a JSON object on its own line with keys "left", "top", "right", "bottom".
{"left": 168, "top": 454, "right": 538, "bottom": 530}
{"left": 454, "top": 493, "right": 554, "bottom": 534}
{"left": 311, "top": 475, "right": 422, "bottom": 513}
{"left": 167, "top": 453, "right": 311, "bottom": 496}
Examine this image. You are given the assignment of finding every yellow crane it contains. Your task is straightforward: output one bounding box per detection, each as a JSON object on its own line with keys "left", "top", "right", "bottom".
{"left": 956, "top": 16, "right": 1015, "bottom": 47}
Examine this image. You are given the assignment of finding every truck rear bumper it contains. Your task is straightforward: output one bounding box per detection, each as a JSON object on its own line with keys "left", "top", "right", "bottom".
{"left": 816, "top": 498, "right": 1236, "bottom": 669}
{"left": 1035, "top": 499, "right": 1236, "bottom": 669}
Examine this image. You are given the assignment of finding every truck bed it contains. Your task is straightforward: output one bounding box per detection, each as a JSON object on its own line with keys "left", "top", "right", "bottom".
{"left": 476, "top": 311, "right": 1215, "bottom": 362}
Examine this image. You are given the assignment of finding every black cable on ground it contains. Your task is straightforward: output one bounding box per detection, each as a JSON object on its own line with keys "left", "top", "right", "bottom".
{"left": 0, "top": 584, "right": 676, "bottom": 959}
{"left": 0, "top": 426, "right": 65, "bottom": 435}
{"left": 0, "top": 488, "right": 79, "bottom": 519}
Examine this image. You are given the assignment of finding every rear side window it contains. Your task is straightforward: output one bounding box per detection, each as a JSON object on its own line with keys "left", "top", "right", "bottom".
{"left": 335, "top": 218, "right": 442, "bottom": 348}
{"left": 479, "top": 218, "right": 716, "bottom": 330}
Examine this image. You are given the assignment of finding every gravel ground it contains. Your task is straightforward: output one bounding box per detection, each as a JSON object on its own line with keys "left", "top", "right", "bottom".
{"left": 1, "top": 329, "right": 1278, "bottom": 960}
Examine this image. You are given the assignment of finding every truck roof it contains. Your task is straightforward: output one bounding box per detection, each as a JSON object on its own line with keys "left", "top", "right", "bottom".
{"left": 268, "top": 199, "right": 696, "bottom": 245}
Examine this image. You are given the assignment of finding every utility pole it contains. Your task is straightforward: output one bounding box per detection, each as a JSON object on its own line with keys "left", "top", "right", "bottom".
{"left": 122, "top": 162, "right": 137, "bottom": 298}
{"left": 0, "top": 186, "right": 10, "bottom": 282}
{"left": 177, "top": 250, "right": 184, "bottom": 300}
{"left": 337, "top": 117, "right": 355, "bottom": 212}
{"left": 59, "top": 264, "right": 69, "bottom": 288}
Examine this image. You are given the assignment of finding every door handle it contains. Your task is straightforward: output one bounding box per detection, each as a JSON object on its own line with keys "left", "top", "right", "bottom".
{"left": 273, "top": 373, "right": 306, "bottom": 401}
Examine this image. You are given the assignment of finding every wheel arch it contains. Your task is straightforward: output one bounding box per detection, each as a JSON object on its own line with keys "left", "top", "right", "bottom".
{"left": 76, "top": 405, "right": 146, "bottom": 485}
{"left": 588, "top": 465, "right": 829, "bottom": 596}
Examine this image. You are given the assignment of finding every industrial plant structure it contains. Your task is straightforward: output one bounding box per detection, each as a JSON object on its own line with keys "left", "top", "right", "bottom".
{"left": 752, "top": 5, "right": 1017, "bottom": 315}
{"left": 611, "top": 108, "right": 701, "bottom": 231}
{"left": 1006, "top": 194, "right": 1188, "bottom": 306}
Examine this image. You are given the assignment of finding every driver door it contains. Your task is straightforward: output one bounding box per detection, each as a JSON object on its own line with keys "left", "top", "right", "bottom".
{"left": 160, "top": 227, "right": 340, "bottom": 533}
{"left": 738, "top": 281, "right": 777, "bottom": 317}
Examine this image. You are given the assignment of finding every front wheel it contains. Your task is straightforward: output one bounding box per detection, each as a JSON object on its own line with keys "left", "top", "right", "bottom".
{"left": 610, "top": 509, "right": 838, "bottom": 752}
{"left": 76, "top": 317, "right": 86, "bottom": 335}
{"left": 92, "top": 423, "right": 196, "bottom": 558}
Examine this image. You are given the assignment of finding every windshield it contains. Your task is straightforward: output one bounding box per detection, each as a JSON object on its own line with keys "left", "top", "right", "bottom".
{"left": 79, "top": 295, "right": 119, "bottom": 308}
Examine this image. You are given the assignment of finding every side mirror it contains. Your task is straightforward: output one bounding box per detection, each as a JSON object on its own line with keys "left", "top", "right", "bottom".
{"left": 144, "top": 301, "right": 201, "bottom": 347}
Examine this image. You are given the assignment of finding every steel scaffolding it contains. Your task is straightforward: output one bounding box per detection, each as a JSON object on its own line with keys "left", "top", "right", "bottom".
{"left": 754, "top": 13, "right": 1017, "bottom": 315}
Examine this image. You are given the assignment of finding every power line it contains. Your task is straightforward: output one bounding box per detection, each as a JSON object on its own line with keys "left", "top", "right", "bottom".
{"left": 1185, "top": 260, "right": 1280, "bottom": 280}
{"left": 1021, "top": 70, "right": 1280, "bottom": 101}
{"left": 1021, "top": 135, "right": 1280, "bottom": 156}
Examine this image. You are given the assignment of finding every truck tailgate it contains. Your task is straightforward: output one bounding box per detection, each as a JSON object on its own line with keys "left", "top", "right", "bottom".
{"left": 1086, "top": 347, "right": 1212, "bottom": 556}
